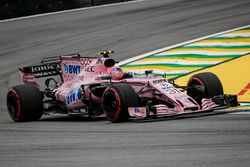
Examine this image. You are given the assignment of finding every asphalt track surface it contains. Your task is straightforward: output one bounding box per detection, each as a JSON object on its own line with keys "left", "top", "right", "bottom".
{"left": 0, "top": 0, "right": 250, "bottom": 166}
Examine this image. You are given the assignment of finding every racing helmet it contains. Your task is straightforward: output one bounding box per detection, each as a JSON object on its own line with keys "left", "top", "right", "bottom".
{"left": 107, "top": 66, "right": 124, "bottom": 80}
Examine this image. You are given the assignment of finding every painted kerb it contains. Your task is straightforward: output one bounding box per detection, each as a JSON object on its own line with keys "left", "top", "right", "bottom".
{"left": 119, "top": 25, "right": 250, "bottom": 79}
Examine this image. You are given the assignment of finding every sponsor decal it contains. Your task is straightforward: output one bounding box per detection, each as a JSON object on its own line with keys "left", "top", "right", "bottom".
{"left": 85, "top": 66, "right": 95, "bottom": 72}
{"left": 22, "top": 75, "right": 36, "bottom": 83}
{"left": 63, "top": 75, "right": 75, "bottom": 82}
{"left": 167, "top": 89, "right": 181, "bottom": 94}
{"left": 34, "top": 71, "right": 58, "bottom": 78}
{"left": 161, "top": 82, "right": 173, "bottom": 90}
{"left": 80, "top": 58, "right": 92, "bottom": 66}
{"left": 176, "top": 96, "right": 192, "bottom": 104}
{"left": 66, "top": 88, "right": 83, "bottom": 105}
{"left": 152, "top": 79, "right": 167, "bottom": 84}
{"left": 64, "top": 64, "right": 81, "bottom": 74}
{"left": 128, "top": 107, "right": 147, "bottom": 118}
{"left": 31, "top": 64, "right": 60, "bottom": 73}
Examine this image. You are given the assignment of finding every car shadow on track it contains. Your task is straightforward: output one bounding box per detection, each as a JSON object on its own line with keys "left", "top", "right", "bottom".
{"left": 132, "top": 110, "right": 232, "bottom": 123}
{"left": 40, "top": 115, "right": 108, "bottom": 122}
{"left": 39, "top": 110, "right": 232, "bottom": 123}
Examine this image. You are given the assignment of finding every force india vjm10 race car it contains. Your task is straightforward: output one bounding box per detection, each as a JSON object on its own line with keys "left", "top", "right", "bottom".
{"left": 6, "top": 51, "right": 238, "bottom": 123}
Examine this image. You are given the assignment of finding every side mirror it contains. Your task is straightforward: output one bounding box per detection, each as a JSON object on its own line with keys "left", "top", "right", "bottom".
{"left": 145, "top": 70, "right": 153, "bottom": 76}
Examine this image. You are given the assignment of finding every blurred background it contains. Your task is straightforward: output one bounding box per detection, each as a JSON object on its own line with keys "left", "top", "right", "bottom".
{"left": 0, "top": 0, "right": 132, "bottom": 20}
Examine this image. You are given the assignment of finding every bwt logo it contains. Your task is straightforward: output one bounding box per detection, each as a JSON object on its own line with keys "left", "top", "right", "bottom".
{"left": 64, "top": 64, "right": 81, "bottom": 74}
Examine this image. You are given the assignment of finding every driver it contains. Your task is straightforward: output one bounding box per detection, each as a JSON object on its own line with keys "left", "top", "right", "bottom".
{"left": 107, "top": 66, "right": 133, "bottom": 80}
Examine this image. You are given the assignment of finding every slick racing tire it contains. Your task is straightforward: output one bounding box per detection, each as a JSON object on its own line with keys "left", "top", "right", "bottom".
{"left": 187, "top": 72, "right": 224, "bottom": 104}
{"left": 103, "top": 84, "right": 139, "bottom": 123}
{"left": 7, "top": 84, "right": 43, "bottom": 122}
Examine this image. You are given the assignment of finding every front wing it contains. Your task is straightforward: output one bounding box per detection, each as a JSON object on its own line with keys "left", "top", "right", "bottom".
{"left": 128, "top": 95, "right": 238, "bottom": 120}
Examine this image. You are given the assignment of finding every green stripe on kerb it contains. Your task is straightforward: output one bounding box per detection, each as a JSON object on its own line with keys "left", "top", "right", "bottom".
{"left": 123, "top": 63, "right": 208, "bottom": 68}
{"left": 182, "top": 46, "right": 250, "bottom": 49}
{"left": 242, "top": 28, "right": 250, "bottom": 30}
{"left": 149, "top": 54, "right": 239, "bottom": 59}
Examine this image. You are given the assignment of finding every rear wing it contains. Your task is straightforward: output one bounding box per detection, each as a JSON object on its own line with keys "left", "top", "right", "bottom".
{"left": 19, "top": 56, "right": 61, "bottom": 85}
{"left": 19, "top": 57, "right": 61, "bottom": 78}
{"left": 19, "top": 53, "right": 98, "bottom": 84}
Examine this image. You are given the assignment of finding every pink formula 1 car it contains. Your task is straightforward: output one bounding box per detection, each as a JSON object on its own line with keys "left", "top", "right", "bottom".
{"left": 7, "top": 51, "right": 238, "bottom": 123}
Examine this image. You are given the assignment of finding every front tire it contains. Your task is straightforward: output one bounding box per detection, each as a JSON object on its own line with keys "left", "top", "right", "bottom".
{"left": 187, "top": 72, "right": 224, "bottom": 104}
{"left": 7, "top": 84, "right": 43, "bottom": 122}
{"left": 102, "top": 84, "right": 139, "bottom": 123}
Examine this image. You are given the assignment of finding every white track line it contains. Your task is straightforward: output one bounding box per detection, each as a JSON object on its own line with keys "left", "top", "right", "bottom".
{"left": 219, "top": 107, "right": 250, "bottom": 114}
{"left": 218, "top": 33, "right": 250, "bottom": 37}
{"left": 118, "top": 25, "right": 250, "bottom": 66}
{"left": 0, "top": 0, "right": 147, "bottom": 23}
{"left": 230, "top": 112, "right": 250, "bottom": 114}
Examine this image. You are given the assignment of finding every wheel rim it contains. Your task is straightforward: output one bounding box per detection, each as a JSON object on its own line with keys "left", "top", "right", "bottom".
{"left": 188, "top": 77, "right": 206, "bottom": 103}
{"left": 103, "top": 89, "right": 121, "bottom": 121}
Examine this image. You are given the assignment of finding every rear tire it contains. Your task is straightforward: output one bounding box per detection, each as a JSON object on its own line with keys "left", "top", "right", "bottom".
{"left": 187, "top": 72, "right": 224, "bottom": 104}
{"left": 7, "top": 84, "right": 43, "bottom": 122}
{"left": 102, "top": 84, "right": 139, "bottom": 123}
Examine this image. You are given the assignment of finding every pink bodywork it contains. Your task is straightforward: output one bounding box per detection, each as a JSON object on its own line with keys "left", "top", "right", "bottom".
{"left": 54, "top": 56, "right": 113, "bottom": 109}
{"left": 19, "top": 55, "right": 219, "bottom": 118}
